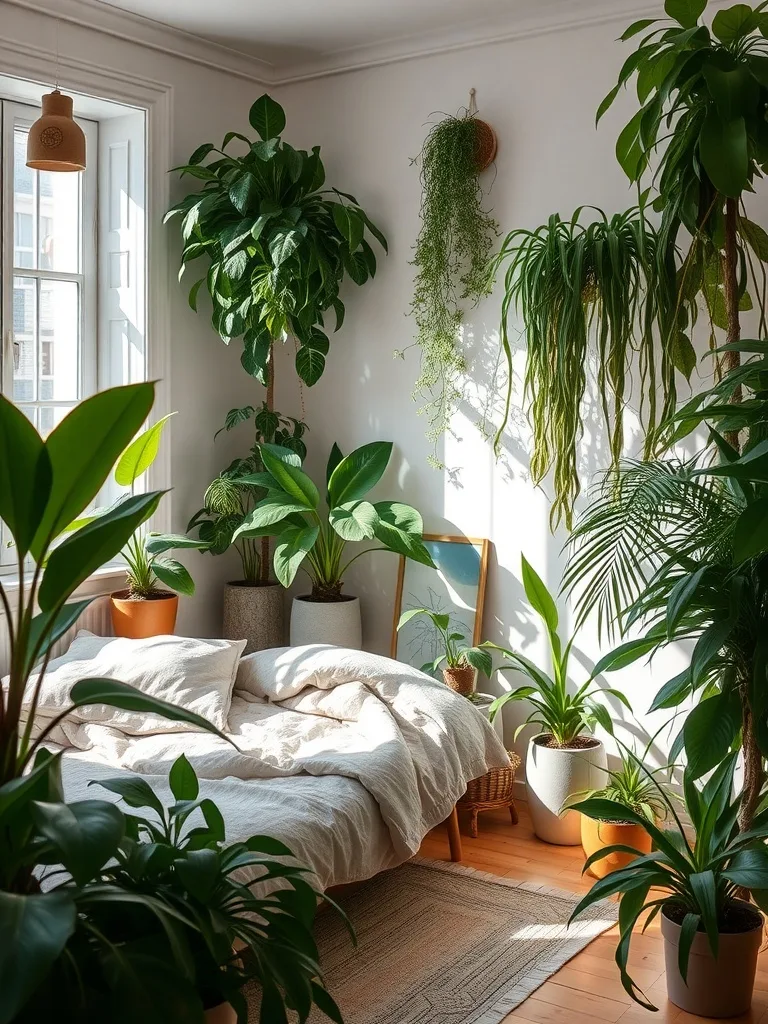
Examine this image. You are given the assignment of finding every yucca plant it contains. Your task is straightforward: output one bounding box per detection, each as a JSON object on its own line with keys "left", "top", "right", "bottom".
{"left": 487, "top": 207, "right": 695, "bottom": 530}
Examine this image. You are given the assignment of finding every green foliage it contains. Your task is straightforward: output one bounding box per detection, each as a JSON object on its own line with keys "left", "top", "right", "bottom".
{"left": 234, "top": 441, "right": 435, "bottom": 598}
{"left": 409, "top": 111, "right": 498, "bottom": 462}
{"left": 187, "top": 404, "right": 308, "bottom": 583}
{"left": 570, "top": 753, "right": 767, "bottom": 1010}
{"left": 397, "top": 607, "right": 492, "bottom": 678}
{"left": 487, "top": 207, "right": 695, "bottom": 530}
{"left": 483, "top": 555, "right": 630, "bottom": 746}
{"left": 564, "top": 342, "right": 768, "bottom": 778}
{"left": 569, "top": 736, "right": 671, "bottom": 822}
{"left": 166, "top": 93, "right": 387, "bottom": 389}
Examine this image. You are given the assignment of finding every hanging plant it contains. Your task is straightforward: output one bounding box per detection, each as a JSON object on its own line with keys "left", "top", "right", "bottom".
{"left": 488, "top": 206, "right": 697, "bottom": 530}
{"left": 408, "top": 96, "right": 498, "bottom": 464}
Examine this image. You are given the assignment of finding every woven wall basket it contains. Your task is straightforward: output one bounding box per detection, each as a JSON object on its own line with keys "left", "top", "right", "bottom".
{"left": 473, "top": 118, "right": 497, "bottom": 171}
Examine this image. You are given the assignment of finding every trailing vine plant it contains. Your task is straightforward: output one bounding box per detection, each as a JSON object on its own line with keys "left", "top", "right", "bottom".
{"left": 488, "top": 206, "right": 697, "bottom": 529}
{"left": 408, "top": 98, "right": 498, "bottom": 465}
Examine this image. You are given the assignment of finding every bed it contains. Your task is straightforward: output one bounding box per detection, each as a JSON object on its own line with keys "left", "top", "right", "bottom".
{"left": 40, "top": 641, "right": 509, "bottom": 891}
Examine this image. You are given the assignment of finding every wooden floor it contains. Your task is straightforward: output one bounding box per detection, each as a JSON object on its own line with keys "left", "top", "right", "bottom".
{"left": 419, "top": 799, "right": 768, "bottom": 1024}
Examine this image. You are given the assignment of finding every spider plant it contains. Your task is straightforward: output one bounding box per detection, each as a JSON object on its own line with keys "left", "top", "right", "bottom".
{"left": 397, "top": 607, "right": 492, "bottom": 678}
{"left": 484, "top": 555, "right": 629, "bottom": 746}
{"left": 487, "top": 207, "right": 694, "bottom": 530}
{"left": 569, "top": 752, "right": 768, "bottom": 1011}
{"left": 571, "top": 737, "right": 670, "bottom": 822}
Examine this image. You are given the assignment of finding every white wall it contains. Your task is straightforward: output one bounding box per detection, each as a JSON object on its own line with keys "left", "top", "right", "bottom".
{"left": 0, "top": 2, "right": 262, "bottom": 635}
{"left": 273, "top": 19, "right": 715, "bottom": 766}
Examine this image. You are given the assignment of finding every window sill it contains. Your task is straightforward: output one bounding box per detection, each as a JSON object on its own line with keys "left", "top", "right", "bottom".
{"left": 0, "top": 563, "right": 126, "bottom": 609}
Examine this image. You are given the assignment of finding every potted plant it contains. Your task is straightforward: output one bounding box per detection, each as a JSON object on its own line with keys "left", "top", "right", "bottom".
{"left": 0, "top": 384, "right": 340, "bottom": 1023}
{"left": 570, "top": 738, "right": 668, "bottom": 879}
{"left": 188, "top": 403, "right": 308, "bottom": 651}
{"left": 96, "top": 414, "right": 208, "bottom": 638}
{"left": 234, "top": 440, "right": 435, "bottom": 648}
{"left": 407, "top": 99, "right": 498, "bottom": 463}
{"left": 570, "top": 752, "right": 768, "bottom": 1018}
{"left": 484, "top": 555, "right": 627, "bottom": 844}
{"left": 396, "top": 607, "right": 492, "bottom": 695}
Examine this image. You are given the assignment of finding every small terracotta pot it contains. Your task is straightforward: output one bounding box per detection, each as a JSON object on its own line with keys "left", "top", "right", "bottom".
{"left": 204, "top": 1004, "right": 236, "bottom": 1024}
{"left": 443, "top": 665, "right": 477, "bottom": 696}
{"left": 110, "top": 590, "right": 178, "bottom": 639}
{"left": 580, "top": 816, "right": 652, "bottom": 879}
{"left": 661, "top": 901, "right": 763, "bottom": 1018}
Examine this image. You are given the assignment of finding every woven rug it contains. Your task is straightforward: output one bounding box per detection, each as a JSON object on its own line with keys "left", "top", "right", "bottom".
{"left": 246, "top": 857, "right": 618, "bottom": 1024}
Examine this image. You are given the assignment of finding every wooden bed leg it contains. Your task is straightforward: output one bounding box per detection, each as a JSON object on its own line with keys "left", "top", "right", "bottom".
{"left": 509, "top": 800, "right": 519, "bottom": 826}
{"left": 446, "top": 806, "right": 463, "bottom": 862}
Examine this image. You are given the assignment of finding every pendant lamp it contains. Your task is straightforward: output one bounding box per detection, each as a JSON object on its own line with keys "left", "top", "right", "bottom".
{"left": 26, "top": 89, "right": 86, "bottom": 172}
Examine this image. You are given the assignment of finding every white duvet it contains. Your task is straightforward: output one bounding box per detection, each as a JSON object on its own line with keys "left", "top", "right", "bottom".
{"left": 45, "top": 645, "right": 509, "bottom": 888}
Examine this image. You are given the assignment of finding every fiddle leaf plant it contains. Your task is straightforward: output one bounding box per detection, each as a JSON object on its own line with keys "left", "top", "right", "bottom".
{"left": 233, "top": 441, "right": 436, "bottom": 599}
{"left": 166, "top": 92, "right": 387, "bottom": 390}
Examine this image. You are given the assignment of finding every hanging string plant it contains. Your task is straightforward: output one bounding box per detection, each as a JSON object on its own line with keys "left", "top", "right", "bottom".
{"left": 487, "top": 205, "right": 697, "bottom": 530}
{"left": 407, "top": 91, "right": 499, "bottom": 465}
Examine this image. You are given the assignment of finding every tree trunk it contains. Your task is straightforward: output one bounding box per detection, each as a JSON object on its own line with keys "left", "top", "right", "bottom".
{"left": 259, "top": 347, "right": 275, "bottom": 584}
{"left": 739, "top": 697, "right": 765, "bottom": 833}
{"left": 722, "top": 197, "right": 742, "bottom": 449}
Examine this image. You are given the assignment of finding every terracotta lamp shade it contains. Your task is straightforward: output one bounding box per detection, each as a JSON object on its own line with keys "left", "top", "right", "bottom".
{"left": 26, "top": 90, "right": 86, "bottom": 172}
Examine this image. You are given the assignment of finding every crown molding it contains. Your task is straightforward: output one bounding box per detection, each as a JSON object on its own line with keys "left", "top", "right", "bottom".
{"left": 1, "top": 0, "right": 273, "bottom": 84}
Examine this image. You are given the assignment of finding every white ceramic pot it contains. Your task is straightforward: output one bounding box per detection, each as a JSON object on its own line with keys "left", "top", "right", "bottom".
{"left": 290, "top": 595, "right": 362, "bottom": 648}
{"left": 223, "top": 581, "right": 284, "bottom": 654}
{"left": 525, "top": 733, "right": 608, "bottom": 845}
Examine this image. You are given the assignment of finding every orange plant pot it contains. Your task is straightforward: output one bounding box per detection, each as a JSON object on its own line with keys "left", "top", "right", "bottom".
{"left": 581, "top": 815, "right": 652, "bottom": 879}
{"left": 110, "top": 590, "right": 178, "bottom": 639}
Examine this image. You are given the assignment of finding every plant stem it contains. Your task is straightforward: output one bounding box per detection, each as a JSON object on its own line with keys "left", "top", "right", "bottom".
{"left": 260, "top": 345, "right": 274, "bottom": 585}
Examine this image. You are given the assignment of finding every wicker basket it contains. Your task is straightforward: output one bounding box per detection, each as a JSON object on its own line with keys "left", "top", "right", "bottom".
{"left": 458, "top": 751, "right": 521, "bottom": 838}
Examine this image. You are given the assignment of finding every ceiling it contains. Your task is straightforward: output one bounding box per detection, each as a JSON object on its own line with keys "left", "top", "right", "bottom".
{"left": 90, "top": 0, "right": 647, "bottom": 79}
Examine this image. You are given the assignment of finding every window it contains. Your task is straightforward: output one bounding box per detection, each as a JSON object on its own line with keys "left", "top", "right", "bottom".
{"left": 0, "top": 93, "right": 148, "bottom": 572}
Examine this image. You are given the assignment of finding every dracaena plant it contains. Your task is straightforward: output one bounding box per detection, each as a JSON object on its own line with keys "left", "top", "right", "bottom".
{"left": 564, "top": 340, "right": 768, "bottom": 830}
{"left": 483, "top": 555, "right": 628, "bottom": 746}
{"left": 166, "top": 93, "right": 387, "bottom": 392}
{"left": 396, "top": 607, "right": 492, "bottom": 679}
{"left": 187, "top": 403, "right": 307, "bottom": 584}
{"left": 570, "top": 752, "right": 768, "bottom": 1011}
{"left": 233, "top": 441, "right": 435, "bottom": 600}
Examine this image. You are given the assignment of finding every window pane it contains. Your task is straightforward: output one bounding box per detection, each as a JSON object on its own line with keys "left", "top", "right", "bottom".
{"left": 17, "top": 404, "right": 71, "bottom": 439}
{"left": 12, "top": 276, "right": 36, "bottom": 403}
{"left": 39, "top": 170, "right": 80, "bottom": 272}
{"left": 40, "top": 280, "right": 80, "bottom": 401}
{"left": 13, "top": 130, "right": 36, "bottom": 270}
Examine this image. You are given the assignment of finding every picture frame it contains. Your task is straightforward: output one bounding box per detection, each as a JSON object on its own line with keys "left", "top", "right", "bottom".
{"left": 390, "top": 534, "right": 490, "bottom": 670}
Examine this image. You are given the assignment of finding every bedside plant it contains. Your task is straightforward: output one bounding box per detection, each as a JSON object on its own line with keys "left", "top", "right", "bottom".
{"left": 570, "top": 753, "right": 768, "bottom": 1018}
{"left": 234, "top": 440, "right": 435, "bottom": 648}
{"left": 484, "top": 554, "right": 627, "bottom": 844}
{"left": 397, "top": 606, "right": 491, "bottom": 696}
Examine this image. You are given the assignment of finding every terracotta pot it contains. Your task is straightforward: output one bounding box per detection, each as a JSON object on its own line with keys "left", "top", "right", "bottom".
{"left": 525, "top": 734, "right": 608, "bottom": 845}
{"left": 110, "top": 590, "right": 178, "bottom": 639}
{"left": 442, "top": 665, "right": 477, "bottom": 695}
{"left": 661, "top": 901, "right": 763, "bottom": 1018}
{"left": 223, "top": 581, "right": 284, "bottom": 654}
{"left": 204, "top": 1004, "right": 237, "bottom": 1024}
{"left": 580, "top": 816, "right": 652, "bottom": 878}
{"left": 290, "top": 595, "right": 362, "bottom": 649}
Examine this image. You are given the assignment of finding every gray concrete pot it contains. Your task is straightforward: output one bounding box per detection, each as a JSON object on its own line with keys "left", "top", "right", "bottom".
{"left": 222, "top": 581, "right": 284, "bottom": 654}
{"left": 289, "top": 595, "right": 362, "bottom": 649}
{"left": 524, "top": 733, "right": 607, "bottom": 845}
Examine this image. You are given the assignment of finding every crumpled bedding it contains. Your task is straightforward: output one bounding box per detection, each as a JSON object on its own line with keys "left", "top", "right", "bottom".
{"left": 50, "top": 645, "right": 509, "bottom": 887}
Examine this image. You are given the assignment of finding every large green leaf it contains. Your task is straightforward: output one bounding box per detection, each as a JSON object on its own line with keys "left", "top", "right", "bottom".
{"left": 521, "top": 555, "right": 559, "bottom": 635}
{"left": 723, "top": 847, "right": 768, "bottom": 888}
{"left": 152, "top": 557, "right": 195, "bottom": 596}
{"left": 229, "top": 172, "right": 259, "bottom": 216}
{"left": 699, "top": 111, "right": 748, "bottom": 198}
{"left": 372, "top": 500, "right": 422, "bottom": 535}
{"left": 114, "top": 413, "right": 174, "bottom": 488}
{"left": 296, "top": 345, "right": 326, "bottom": 386}
{"left": 332, "top": 204, "right": 364, "bottom": 250}
{"left": 91, "top": 774, "right": 165, "bottom": 817}
{"left": 712, "top": 3, "right": 757, "bottom": 42}
{"left": 38, "top": 491, "right": 163, "bottom": 611}
{"left": 733, "top": 499, "right": 768, "bottom": 561}
{"left": 169, "top": 754, "right": 199, "bottom": 802}
{"left": 703, "top": 64, "right": 759, "bottom": 122}
{"left": 0, "top": 890, "right": 76, "bottom": 1024}
{"left": 144, "top": 533, "right": 209, "bottom": 555}
{"left": 273, "top": 524, "right": 319, "bottom": 587}
{"left": 0, "top": 394, "right": 51, "bottom": 557}
{"left": 30, "top": 383, "right": 155, "bottom": 561}
{"left": 684, "top": 690, "right": 742, "bottom": 778}
{"left": 32, "top": 799, "right": 125, "bottom": 885}
{"left": 329, "top": 500, "right": 379, "bottom": 541}
{"left": 26, "top": 599, "right": 93, "bottom": 672}
{"left": 372, "top": 504, "right": 434, "bottom": 567}
{"left": 665, "top": 0, "right": 706, "bottom": 28}
{"left": 328, "top": 442, "right": 392, "bottom": 507}
{"left": 249, "top": 94, "right": 286, "bottom": 140}
{"left": 239, "top": 495, "right": 312, "bottom": 529}
{"left": 260, "top": 444, "right": 319, "bottom": 509}
{"left": 69, "top": 679, "right": 230, "bottom": 739}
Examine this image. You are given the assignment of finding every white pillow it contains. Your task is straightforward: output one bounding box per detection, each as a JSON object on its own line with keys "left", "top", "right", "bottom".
{"left": 22, "top": 631, "right": 246, "bottom": 734}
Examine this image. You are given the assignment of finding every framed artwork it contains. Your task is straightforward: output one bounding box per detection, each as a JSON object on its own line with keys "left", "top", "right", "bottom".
{"left": 390, "top": 534, "right": 490, "bottom": 672}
